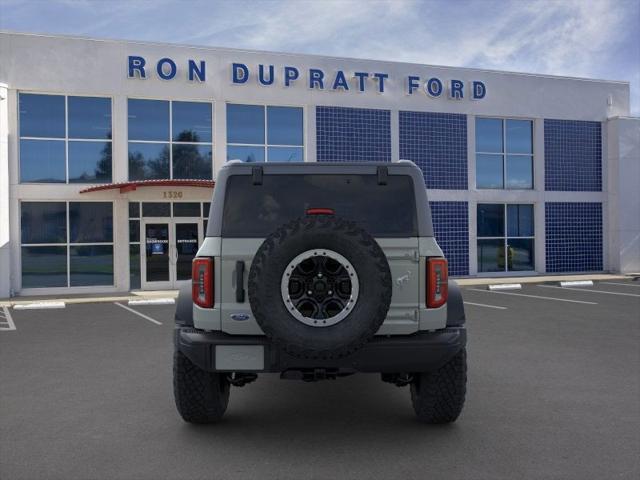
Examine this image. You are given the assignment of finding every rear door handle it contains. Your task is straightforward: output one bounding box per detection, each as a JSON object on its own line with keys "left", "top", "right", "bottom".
{"left": 235, "top": 261, "right": 245, "bottom": 303}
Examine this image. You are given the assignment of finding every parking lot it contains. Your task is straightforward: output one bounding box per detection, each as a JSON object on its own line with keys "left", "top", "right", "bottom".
{"left": 1, "top": 280, "right": 639, "bottom": 480}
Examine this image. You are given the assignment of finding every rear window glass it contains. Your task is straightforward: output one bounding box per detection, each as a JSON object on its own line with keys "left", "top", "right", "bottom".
{"left": 222, "top": 174, "right": 418, "bottom": 237}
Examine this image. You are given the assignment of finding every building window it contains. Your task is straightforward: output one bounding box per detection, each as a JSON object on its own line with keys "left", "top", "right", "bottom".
{"left": 128, "top": 99, "right": 213, "bottom": 180}
{"left": 20, "top": 202, "right": 114, "bottom": 288}
{"left": 477, "top": 203, "right": 534, "bottom": 272}
{"left": 476, "top": 118, "right": 533, "bottom": 189}
{"left": 19, "top": 93, "right": 112, "bottom": 184}
{"left": 226, "top": 104, "right": 304, "bottom": 162}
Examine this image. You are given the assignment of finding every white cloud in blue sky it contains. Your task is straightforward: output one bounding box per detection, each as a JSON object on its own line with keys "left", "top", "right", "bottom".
{"left": 1, "top": 0, "right": 638, "bottom": 114}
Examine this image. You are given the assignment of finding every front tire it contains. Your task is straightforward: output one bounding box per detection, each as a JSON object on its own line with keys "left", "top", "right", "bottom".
{"left": 410, "top": 348, "right": 467, "bottom": 424}
{"left": 173, "top": 349, "right": 230, "bottom": 424}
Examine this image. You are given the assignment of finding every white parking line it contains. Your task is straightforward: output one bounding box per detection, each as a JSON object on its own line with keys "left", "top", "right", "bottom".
{"left": 464, "top": 301, "right": 507, "bottom": 310}
{"left": 539, "top": 285, "right": 640, "bottom": 297}
{"left": 0, "top": 306, "right": 16, "bottom": 331}
{"left": 114, "top": 302, "right": 163, "bottom": 325}
{"left": 128, "top": 298, "right": 175, "bottom": 306}
{"left": 467, "top": 288, "right": 598, "bottom": 305}
{"left": 601, "top": 282, "right": 640, "bottom": 288}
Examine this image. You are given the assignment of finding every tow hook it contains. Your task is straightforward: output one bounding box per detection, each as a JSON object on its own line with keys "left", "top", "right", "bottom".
{"left": 227, "top": 372, "right": 258, "bottom": 387}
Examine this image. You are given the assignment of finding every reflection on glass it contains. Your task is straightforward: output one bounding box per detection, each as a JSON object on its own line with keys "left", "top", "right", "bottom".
{"left": 20, "top": 139, "right": 66, "bottom": 183}
{"left": 227, "top": 104, "right": 265, "bottom": 144}
{"left": 128, "top": 99, "right": 170, "bottom": 141}
{"left": 506, "top": 155, "right": 533, "bottom": 189}
{"left": 172, "top": 102, "right": 212, "bottom": 143}
{"left": 19, "top": 93, "right": 65, "bottom": 138}
{"left": 506, "top": 120, "right": 532, "bottom": 154}
{"left": 70, "top": 245, "right": 114, "bottom": 286}
{"left": 476, "top": 154, "right": 503, "bottom": 189}
{"left": 477, "top": 239, "right": 505, "bottom": 272}
{"left": 145, "top": 223, "right": 170, "bottom": 282}
{"left": 507, "top": 205, "right": 534, "bottom": 237}
{"left": 130, "top": 244, "right": 141, "bottom": 290}
{"left": 69, "top": 202, "right": 113, "bottom": 243}
{"left": 267, "top": 106, "right": 303, "bottom": 145}
{"left": 268, "top": 146, "right": 304, "bottom": 162}
{"left": 68, "top": 96, "right": 112, "bottom": 139}
{"left": 176, "top": 223, "right": 199, "bottom": 280}
{"left": 507, "top": 238, "right": 534, "bottom": 271}
{"left": 476, "top": 118, "right": 503, "bottom": 153}
{"left": 68, "top": 141, "right": 112, "bottom": 183}
{"left": 227, "top": 145, "right": 265, "bottom": 163}
{"left": 21, "top": 202, "right": 67, "bottom": 244}
{"left": 477, "top": 204, "right": 505, "bottom": 237}
{"left": 21, "top": 246, "right": 67, "bottom": 288}
{"left": 172, "top": 144, "right": 212, "bottom": 179}
{"left": 128, "top": 142, "right": 170, "bottom": 180}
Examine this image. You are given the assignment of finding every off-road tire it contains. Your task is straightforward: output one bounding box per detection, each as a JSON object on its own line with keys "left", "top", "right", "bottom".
{"left": 173, "top": 349, "right": 230, "bottom": 424}
{"left": 248, "top": 215, "right": 392, "bottom": 360}
{"left": 410, "top": 348, "right": 467, "bottom": 424}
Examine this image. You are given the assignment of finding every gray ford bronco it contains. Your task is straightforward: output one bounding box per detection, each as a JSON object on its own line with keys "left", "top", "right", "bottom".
{"left": 174, "top": 161, "right": 467, "bottom": 424}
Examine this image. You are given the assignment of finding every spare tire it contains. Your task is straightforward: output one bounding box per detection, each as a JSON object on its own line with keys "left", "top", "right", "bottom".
{"left": 248, "top": 215, "right": 392, "bottom": 359}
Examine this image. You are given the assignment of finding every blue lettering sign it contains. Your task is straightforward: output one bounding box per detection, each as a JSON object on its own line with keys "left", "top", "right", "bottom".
{"left": 332, "top": 70, "right": 349, "bottom": 91}
{"left": 309, "top": 69, "right": 325, "bottom": 89}
{"left": 188, "top": 60, "right": 205, "bottom": 82}
{"left": 232, "top": 63, "right": 249, "bottom": 84}
{"left": 473, "top": 81, "right": 486, "bottom": 99}
{"left": 284, "top": 66, "right": 299, "bottom": 87}
{"left": 407, "top": 75, "right": 420, "bottom": 95}
{"left": 425, "top": 77, "right": 443, "bottom": 97}
{"left": 353, "top": 72, "right": 368, "bottom": 92}
{"left": 156, "top": 58, "right": 177, "bottom": 80}
{"left": 449, "top": 79, "right": 464, "bottom": 99}
{"left": 373, "top": 73, "right": 388, "bottom": 93}
{"left": 128, "top": 56, "right": 146, "bottom": 79}
{"left": 258, "top": 64, "right": 275, "bottom": 86}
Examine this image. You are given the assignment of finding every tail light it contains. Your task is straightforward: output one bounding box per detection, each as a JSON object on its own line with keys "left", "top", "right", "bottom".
{"left": 427, "top": 258, "right": 448, "bottom": 308}
{"left": 192, "top": 257, "right": 214, "bottom": 308}
{"left": 306, "top": 208, "right": 335, "bottom": 215}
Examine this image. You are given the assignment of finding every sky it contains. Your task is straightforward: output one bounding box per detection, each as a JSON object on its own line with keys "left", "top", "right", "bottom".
{"left": 1, "top": 0, "right": 638, "bottom": 114}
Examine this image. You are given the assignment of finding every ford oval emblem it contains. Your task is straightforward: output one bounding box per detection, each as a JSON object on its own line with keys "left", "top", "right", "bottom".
{"left": 230, "top": 313, "right": 250, "bottom": 321}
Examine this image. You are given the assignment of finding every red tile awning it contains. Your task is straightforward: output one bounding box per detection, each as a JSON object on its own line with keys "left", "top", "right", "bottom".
{"left": 79, "top": 179, "right": 215, "bottom": 194}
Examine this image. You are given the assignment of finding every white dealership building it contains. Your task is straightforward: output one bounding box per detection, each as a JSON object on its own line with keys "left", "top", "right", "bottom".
{"left": 0, "top": 31, "right": 638, "bottom": 297}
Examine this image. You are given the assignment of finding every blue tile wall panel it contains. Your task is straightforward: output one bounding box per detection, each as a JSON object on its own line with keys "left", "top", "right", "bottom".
{"left": 316, "top": 106, "right": 391, "bottom": 162}
{"left": 545, "top": 202, "right": 603, "bottom": 272}
{"left": 399, "top": 111, "right": 467, "bottom": 189}
{"left": 544, "top": 119, "right": 602, "bottom": 191}
{"left": 429, "top": 201, "right": 469, "bottom": 276}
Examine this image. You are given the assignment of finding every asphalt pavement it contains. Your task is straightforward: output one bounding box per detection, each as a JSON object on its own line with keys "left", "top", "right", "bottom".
{"left": 1, "top": 280, "right": 639, "bottom": 480}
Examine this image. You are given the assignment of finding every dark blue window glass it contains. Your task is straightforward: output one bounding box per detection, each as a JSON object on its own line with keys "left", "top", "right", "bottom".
{"left": 227, "top": 104, "right": 264, "bottom": 144}
{"left": 19, "top": 93, "right": 65, "bottom": 138}
{"left": 130, "top": 244, "right": 141, "bottom": 290}
{"left": 172, "top": 102, "right": 212, "bottom": 143}
{"left": 172, "top": 144, "right": 212, "bottom": 179}
{"left": 476, "top": 154, "right": 503, "bottom": 189}
{"left": 507, "top": 238, "right": 534, "bottom": 271}
{"left": 506, "top": 120, "right": 532, "bottom": 154}
{"left": 20, "top": 139, "right": 65, "bottom": 183}
{"left": 68, "top": 96, "right": 112, "bottom": 139}
{"left": 21, "top": 246, "right": 68, "bottom": 288}
{"left": 70, "top": 245, "right": 114, "bottom": 286}
{"left": 128, "top": 142, "right": 170, "bottom": 180}
{"left": 476, "top": 118, "right": 503, "bottom": 153}
{"left": 173, "top": 203, "right": 201, "bottom": 217}
{"left": 69, "top": 202, "right": 113, "bottom": 243}
{"left": 128, "top": 99, "right": 169, "bottom": 141}
{"left": 506, "top": 155, "right": 533, "bottom": 189}
{"left": 507, "top": 205, "right": 534, "bottom": 237}
{"left": 129, "top": 202, "right": 140, "bottom": 218}
{"left": 21, "top": 202, "right": 67, "bottom": 244}
{"left": 267, "top": 106, "right": 303, "bottom": 145}
{"left": 142, "top": 203, "right": 171, "bottom": 217}
{"left": 267, "top": 146, "right": 303, "bottom": 162}
{"left": 129, "top": 220, "right": 140, "bottom": 242}
{"left": 68, "top": 141, "right": 112, "bottom": 183}
{"left": 477, "top": 239, "right": 505, "bottom": 273}
{"left": 227, "top": 145, "right": 265, "bottom": 163}
{"left": 477, "top": 204, "right": 504, "bottom": 237}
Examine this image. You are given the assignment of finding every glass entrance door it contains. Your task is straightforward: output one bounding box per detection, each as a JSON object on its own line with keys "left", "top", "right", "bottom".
{"left": 142, "top": 219, "right": 202, "bottom": 289}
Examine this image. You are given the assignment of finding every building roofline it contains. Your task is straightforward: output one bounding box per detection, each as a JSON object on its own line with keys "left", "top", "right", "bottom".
{"left": 0, "top": 30, "right": 631, "bottom": 87}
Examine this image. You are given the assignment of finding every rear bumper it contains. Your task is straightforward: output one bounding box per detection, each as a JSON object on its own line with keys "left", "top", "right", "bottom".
{"left": 176, "top": 327, "right": 466, "bottom": 373}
